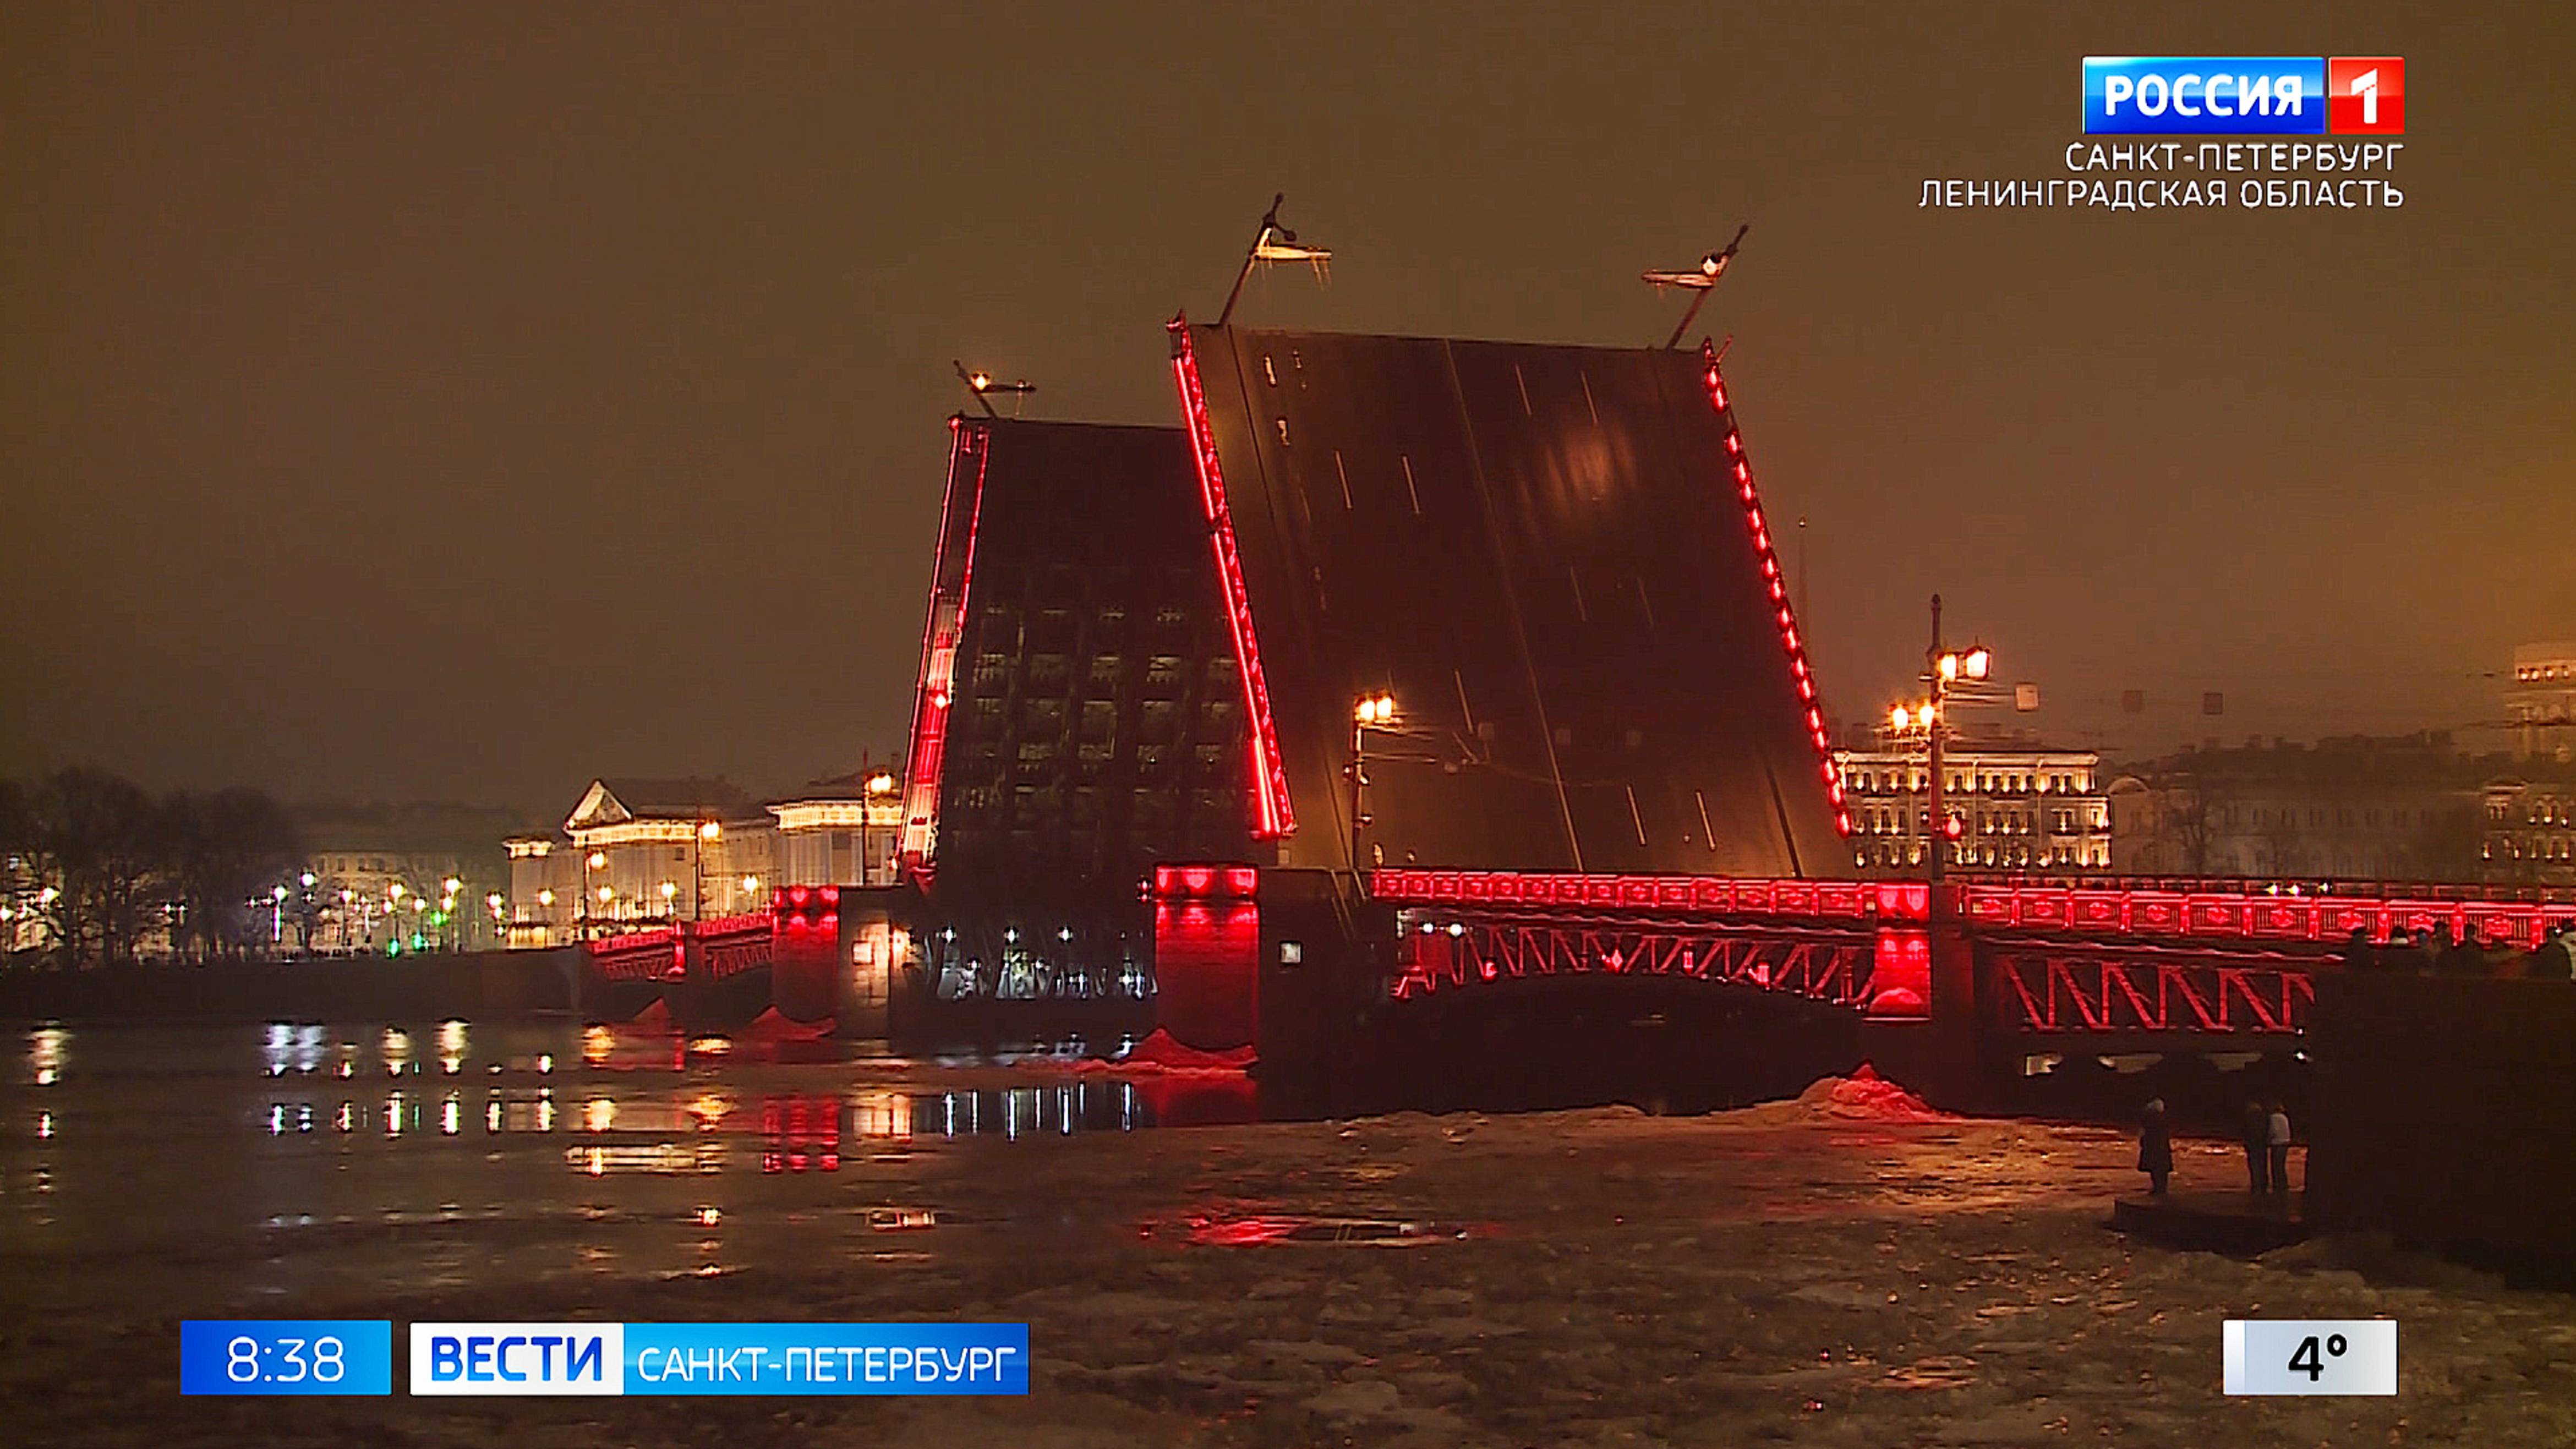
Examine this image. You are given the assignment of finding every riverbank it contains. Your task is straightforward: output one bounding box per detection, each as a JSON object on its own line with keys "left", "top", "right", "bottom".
{"left": 8, "top": 1056, "right": 2572, "bottom": 1447}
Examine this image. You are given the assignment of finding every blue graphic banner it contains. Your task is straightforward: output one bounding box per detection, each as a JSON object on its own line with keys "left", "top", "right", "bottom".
{"left": 182, "top": 1320, "right": 395, "bottom": 1395}
{"left": 406, "top": 1320, "right": 1028, "bottom": 1395}
{"left": 626, "top": 1322, "right": 1029, "bottom": 1396}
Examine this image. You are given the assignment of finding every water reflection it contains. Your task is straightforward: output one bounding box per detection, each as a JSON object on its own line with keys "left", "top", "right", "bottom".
{"left": 28, "top": 1020, "right": 1257, "bottom": 1169}
{"left": 241, "top": 1079, "right": 1215, "bottom": 1146}
{"left": 30, "top": 1026, "right": 68, "bottom": 1085}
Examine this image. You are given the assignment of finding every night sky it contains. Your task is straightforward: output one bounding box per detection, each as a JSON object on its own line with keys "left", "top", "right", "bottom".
{"left": 4, "top": 2, "right": 2568, "bottom": 814}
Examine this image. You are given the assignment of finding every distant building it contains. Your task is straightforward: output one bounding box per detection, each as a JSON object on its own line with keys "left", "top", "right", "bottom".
{"left": 296, "top": 801, "right": 528, "bottom": 953}
{"left": 768, "top": 770, "right": 905, "bottom": 891}
{"left": 2508, "top": 641, "right": 2576, "bottom": 761}
{"left": 2105, "top": 733, "right": 2486, "bottom": 882}
{"left": 506, "top": 771, "right": 905, "bottom": 945}
{"left": 2481, "top": 774, "right": 2576, "bottom": 887}
{"left": 553, "top": 778, "right": 770, "bottom": 935}
{"left": 1833, "top": 739, "right": 2110, "bottom": 875}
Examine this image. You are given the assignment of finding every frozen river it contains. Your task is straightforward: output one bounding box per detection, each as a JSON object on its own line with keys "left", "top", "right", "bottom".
{"left": 6, "top": 1019, "right": 2574, "bottom": 1446}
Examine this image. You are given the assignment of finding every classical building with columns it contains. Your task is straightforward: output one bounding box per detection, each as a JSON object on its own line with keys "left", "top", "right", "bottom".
{"left": 506, "top": 772, "right": 904, "bottom": 946}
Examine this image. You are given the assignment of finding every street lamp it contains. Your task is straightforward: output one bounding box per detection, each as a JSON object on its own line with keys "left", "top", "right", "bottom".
{"left": 953, "top": 360, "right": 1038, "bottom": 419}
{"left": 1217, "top": 193, "right": 1332, "bottom": 327}
{"left": 1349, "top": 692, "right": 1399, "bottom": 874}
{"left": 1917, "top": 594, "right": 1994, "bottom": 887}
{"left": 865, "top": 772, "right": 898, "bottom": 885}
{"left": 691, "top": 819, "right": 723, "bottom": 918}
{"left": 659, "top": 881, "right": 678, "bottom": 921}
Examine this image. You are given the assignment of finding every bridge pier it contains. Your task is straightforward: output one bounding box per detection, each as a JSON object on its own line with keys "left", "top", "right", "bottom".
{"left": 1862, "top": 920, "right": 1989, "bottom": 1113}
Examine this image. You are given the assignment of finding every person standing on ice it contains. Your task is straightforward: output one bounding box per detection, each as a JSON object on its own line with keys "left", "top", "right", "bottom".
{"left": 2266, "top": 1100, "right": 2294, "bottom": 1195}
{"left": 2137, "top": 1098, "right": 2173, "bottom": 1196}
{"left": 2239, "top": 1098, "right": 2271, "bottom": 1194}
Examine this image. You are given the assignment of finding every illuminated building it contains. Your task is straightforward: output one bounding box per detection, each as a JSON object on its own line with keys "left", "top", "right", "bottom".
{"left": 508, "top": 770, "right": 908, "bottom": 947}
{"left": 1834, "top": 740, "right": 2109, "bottom": 874}
{"left": 294, "top": 801, "right": 520, "bottom": 952}
{"left": 503, "top": 835, "right": 577, "bottom": 947}
{"left": 2508, "top": 641, "right": 2576, "bottom": 761}
{"left": 556, "top": 778, "right": 772, "bottom": 933}
{"left": 767, "top": 769, "right": 905, "bottom": 889}
{"left": 2481, "top": 775, "right": 2576, "bottom": 887}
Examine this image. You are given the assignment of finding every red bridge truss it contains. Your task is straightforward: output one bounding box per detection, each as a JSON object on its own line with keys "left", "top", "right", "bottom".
{"left": 1388, "top": 912, "right": 1916, "bottom": 1018}
{"left": 1985, "top": 944, "right": 2317, "bottom": 1040}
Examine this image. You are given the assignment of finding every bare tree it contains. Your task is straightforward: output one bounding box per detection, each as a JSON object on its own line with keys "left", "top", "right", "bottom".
{"left": 2257, "top": 807, "right": 2310, "bottom": 878}
{"left": 163, "top": 788, "right": 302, "bottom": 961}
{"left": 34, "top": 768, "right": 163, "bottom": 966}
{"left": 2405, "top": 800, "right": 2484, "bottom": 883}
{"left": 2153, "top": 762, "right": 2222, "bottom": 877}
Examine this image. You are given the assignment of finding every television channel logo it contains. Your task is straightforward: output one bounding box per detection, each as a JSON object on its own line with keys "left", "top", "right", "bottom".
{"left": 2083, "top": 57, "right": 2404, "bottom": 135}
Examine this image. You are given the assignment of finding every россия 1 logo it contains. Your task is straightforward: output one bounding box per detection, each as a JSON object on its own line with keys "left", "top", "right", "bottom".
{"left": 2083, "top": 57, "right": 2404, "bottom": 135}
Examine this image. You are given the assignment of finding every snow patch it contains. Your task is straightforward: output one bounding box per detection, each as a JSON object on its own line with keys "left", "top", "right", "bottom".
{"left": 1793, "top": 1063, "right": 1951, "bottom": 1123}
{"left": 1068, "top": 1027, "right": 1255, "bottom": 1076}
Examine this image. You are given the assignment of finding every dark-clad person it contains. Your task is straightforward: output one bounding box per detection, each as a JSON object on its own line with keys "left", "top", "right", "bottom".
{"left": 2484, "top": 928, "right": 2524, "bottom": 977}
{"left": 2240, "top": 1098, "right": 2271, "bottom": 1193}
{"left": 2139, "top": 1098, "right": 2174, "bottom": 1196}
{"left": 2530, "top": 921, "right": 2576, "bottom": 982}
{"left": 2381, "top": 925, "right": 2433, "bottom": 975}
{"left": 2266, "top": 1100, "right": 2293, "bottom": 1195}
{"left": 2338, "top": 927, "right": 2375, "bottom": 973}
{"left": 2433, "top": 923, "right": 2486, "bottom": 977}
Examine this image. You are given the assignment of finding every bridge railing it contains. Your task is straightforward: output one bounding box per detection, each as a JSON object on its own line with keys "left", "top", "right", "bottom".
{"left": 1952, "top": 871, "right": 2576, "bottom": 906}
{"left": 1366, "top": 867, "right": 2566, "bottom": 949}
{"left": 583, "top": 913, "right": 779, "bottom": 984}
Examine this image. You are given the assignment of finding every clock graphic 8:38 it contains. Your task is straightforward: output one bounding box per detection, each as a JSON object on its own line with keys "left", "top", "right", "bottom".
{"left": 181, "top": 1320, "right": 394, "bottom": 1395}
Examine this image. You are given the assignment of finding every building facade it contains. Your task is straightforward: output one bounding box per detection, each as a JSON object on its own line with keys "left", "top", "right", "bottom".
{"left": 769, "top": 771, "right": 905, "bottom": 892}
{"left": 2482, "top": 775, "right": 2576, "bottom": 887}
{"left": 1833, "top": 741, "right": 2110, "bottom": 875}
{"left": 294, "top": 801, "right": 523, "bottom": 954}
{"left": 2107, "top": 734, "right": 2486, "bottom": 882}
{"left": 506, "top": 773, "right": 906, "bottom": 946}
{"left": 2509, "top": 641, "right": 2576, "bottom": 761}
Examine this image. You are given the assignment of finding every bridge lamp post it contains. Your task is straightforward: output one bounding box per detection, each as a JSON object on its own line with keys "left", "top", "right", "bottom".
{"left": 1921, "top": 593, "right": 1993, "bottom": 888}
{"left": 693, "top": 819, "right": 722, "bottom": 920}
{"left": 1350, "top": 692, "right": 1399, "bottom": 877}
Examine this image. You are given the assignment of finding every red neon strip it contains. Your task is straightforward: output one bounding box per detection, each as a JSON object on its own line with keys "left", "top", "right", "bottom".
{"left": 1168, "top": 315, "right": 1295, "bottom": 839}
{"left": 1700, "top": 343, "right": 1850, "bottom": 837}
{"left": 898, "top": 417, "right": 991, "bottom": 865}
{"left": 1366, "top": 866, "right": 2558, "bottom": 948}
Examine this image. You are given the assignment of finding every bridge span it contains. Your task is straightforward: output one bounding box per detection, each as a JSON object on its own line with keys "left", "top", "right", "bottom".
{"left": 1152, "top": 865, "right": 2573, "bottom": 1113}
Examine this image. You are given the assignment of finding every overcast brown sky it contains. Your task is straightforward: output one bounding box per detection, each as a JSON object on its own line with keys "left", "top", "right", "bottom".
{"left": 4, "top": 1, "right": 2569, "bottom": 812}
